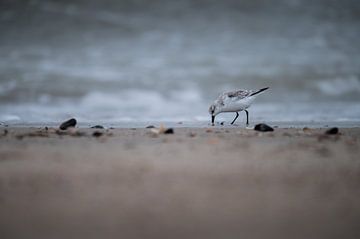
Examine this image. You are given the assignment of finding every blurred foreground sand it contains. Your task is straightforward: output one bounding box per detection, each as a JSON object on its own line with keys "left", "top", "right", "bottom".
{"left": 0, "top": 127, "right": 360, "bottom": 239}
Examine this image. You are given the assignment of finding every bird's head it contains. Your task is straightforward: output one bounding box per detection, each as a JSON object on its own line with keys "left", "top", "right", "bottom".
{"left": 209, "top": 103, "right": 221, "bottom": 125}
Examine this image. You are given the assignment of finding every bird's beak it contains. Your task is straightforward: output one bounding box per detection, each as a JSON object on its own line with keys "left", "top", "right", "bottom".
{"left": 211, "top": 115, "right": 215, "bottom": 125}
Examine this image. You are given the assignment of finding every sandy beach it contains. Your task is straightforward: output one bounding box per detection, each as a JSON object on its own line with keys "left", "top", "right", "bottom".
{"left": 1, "top": 0, "right": 360, "bottom": 238}
{"left": 0, "top": 126, "right": 359, "bottom": 239}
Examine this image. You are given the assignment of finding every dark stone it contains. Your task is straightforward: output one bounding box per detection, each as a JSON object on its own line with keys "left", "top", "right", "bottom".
{"left": 45, "top": 126, "right": 48, "bottom": 131}
{"left": 164, "top": 128, "right": 174, "bottom": 134}
{"left": 91, "top": 125, "right": 104, "bottom": 129}
{"left": 146, "top": 125, "right": 156, "bottom": 128}
{"left": 254, "top": 123, "right": 274, "bottom": 132}
{"left": 220, "top": 121, "right": 224, "bottom": 125}
{"left": 92, "top": 131, "right": 103, "bottom": 137}
{"left": 59, "top": 118, "right": 77, "bottom": 130}
{"left": 326, "top": 127, "right": 339, "bottom": 135}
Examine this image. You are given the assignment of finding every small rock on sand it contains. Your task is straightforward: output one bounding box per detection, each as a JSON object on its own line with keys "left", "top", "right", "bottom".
{"left": 164, "top": 128, "right": 174, "bottom": 134}
{"left": 303, "top": 127, "right": 311, "bottom": 132}
{"left": 148, "top": 125, "right": 174, "bottom": 135}
{"left": 92, "top": 131, "right": 103, "bottom": 137}
{"left": 146, "top": 125, "right": 155, "bottom": 129}
{"left": 59, "top": 118, "right": 77, "bottom": 130}
{"left": 326, "top": 127, "right": 339, "bottom": 135}
{"left": 91, "top": 125, "right": 104, "bottom": 129}
{"left": 254, "top": 123, "right": 274, "bottom": 132}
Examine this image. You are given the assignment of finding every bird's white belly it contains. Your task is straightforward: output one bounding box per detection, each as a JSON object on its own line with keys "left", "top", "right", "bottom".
{"left": 222, "top": 97, "right": 255, "bottom": 112}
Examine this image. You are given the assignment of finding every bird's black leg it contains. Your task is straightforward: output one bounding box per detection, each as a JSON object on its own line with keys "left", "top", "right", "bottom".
{"left": 245, "top": 110, "right": 249, "bottom": 126}
{"left": 231, "top": 112, "right": 239, "bottom": 125}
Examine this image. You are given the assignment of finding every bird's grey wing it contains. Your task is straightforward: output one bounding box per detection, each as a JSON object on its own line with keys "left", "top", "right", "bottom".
{"left": 226, "top": 89, "right": 253, "bottom": 100}
{"left": 216, "top": 90, "right": 253, "bottom": 105}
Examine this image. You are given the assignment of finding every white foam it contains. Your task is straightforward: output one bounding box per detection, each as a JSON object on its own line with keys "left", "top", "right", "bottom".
{"left": 77, "top": 88, "right": 206, "bottom": 121}
{"left": 1, "top": 98, "right": 359, "bottom": 124}
{"left": 0, "top": 114, "right": 21, "bottom": 122}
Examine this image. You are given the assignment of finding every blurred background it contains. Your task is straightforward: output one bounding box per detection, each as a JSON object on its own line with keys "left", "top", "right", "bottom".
{"left": 0, "top": 0, "right": 359, "bottom": 124}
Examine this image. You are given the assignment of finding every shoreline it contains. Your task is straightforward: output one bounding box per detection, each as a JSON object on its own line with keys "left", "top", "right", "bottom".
{"left": 2, "top": 120, "right": 360, "bottom": 129}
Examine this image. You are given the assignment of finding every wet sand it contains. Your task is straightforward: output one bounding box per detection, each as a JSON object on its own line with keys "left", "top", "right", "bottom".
{"left": 0, "top": 126, "right": 360, "bottom": 239}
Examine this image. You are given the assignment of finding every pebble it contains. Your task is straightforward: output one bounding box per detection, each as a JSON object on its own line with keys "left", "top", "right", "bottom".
{"left": 325, "top": 127, "right": 339, "bottom": 135}
{"left": 91, "top": 125, "right": 104, "bottom": 129}
{"left": 146, "top": 125, "right": 155, "bottom": 128}
{"left": 303, "top": 127, "right": 311, "bottom": 132}
{"left": 148, "top": 125, "right": 174, "bottom": 136}
{"left": 92, "top": 131, "right": 103, "bottom": 137}
{"left": 59, "top": 118, "right": 77, "bottom": 130}
{"left": 164, "top": 128, "right": 174, "bottom": 134}
{"left": 254, "top": 123, "right": 274, "bottom": 132}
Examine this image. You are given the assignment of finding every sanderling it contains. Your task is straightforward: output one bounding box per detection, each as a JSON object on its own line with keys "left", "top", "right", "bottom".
{"left": 209, "top": 87, "right": 269, "bottom": 126}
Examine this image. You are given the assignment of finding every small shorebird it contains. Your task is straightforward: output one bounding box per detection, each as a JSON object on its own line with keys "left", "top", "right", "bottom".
{"left": 209, "top": 87, "right": 269, "bottom": 126}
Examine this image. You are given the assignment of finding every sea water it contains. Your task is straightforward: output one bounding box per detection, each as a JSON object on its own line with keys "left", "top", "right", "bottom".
{"left": 1, "top": 0, "right": 359, "bottom": 125}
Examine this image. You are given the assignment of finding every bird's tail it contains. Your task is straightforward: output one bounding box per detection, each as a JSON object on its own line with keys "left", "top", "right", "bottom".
{"left": 250, "top": 87, "right": 269, "bottom": 96}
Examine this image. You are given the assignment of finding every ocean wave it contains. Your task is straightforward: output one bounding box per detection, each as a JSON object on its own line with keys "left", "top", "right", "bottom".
{"left": 0, "top": 88, "right": 207, "bottom": 123}
{"left": 317, "top": 76, "right": 360, "bottom": 96}
{"left": 1, "top": 98, "right": 359, "bottom": 124}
